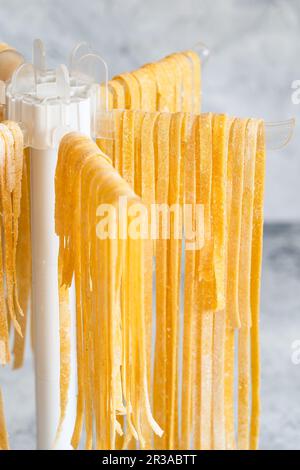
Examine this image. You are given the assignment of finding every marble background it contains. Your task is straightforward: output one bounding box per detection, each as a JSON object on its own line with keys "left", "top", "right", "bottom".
{"left": 0, "top": 0, "right": 300, "bottom": 221}
{"left": 0, "top": 0, "right": 300, "bottom": 450}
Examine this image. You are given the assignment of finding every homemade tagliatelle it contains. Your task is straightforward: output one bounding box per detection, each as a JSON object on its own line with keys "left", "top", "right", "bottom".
{"left": 0, "top": 122, "right": 30, "bottom": 367}
{"left": 100, "top": 110, "right": 266, "bottom": 450}
{"left": 55, "top": 133, "right": 163, "bottom": 449}
{"left": 110, "top": 50, "right": 201, "bottom": 113}
{"left": 97, "top": 49, "right": 201, "bottom": 162}
{"left": 0, "top": 121, "right": 31, "bottom": 450}
{"left": 0, "top": 43, "right": 267, "bottom": 451}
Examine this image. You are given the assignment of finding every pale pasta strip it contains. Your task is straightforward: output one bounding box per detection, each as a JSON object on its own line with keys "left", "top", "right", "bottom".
{"left": 211, "top": 114, "right": 229, "bottom": 450}
{"left": 0, "top": 389, "right": 9, "bottom": 450}
{"left": 197, "top": 113, "right": 213, "bottom": 450}
{"left": 153, "top": 112, "right": 171, "bottom": 450}
{"left": 237, "top": 119, "right": 258, "bottom": 450}
{"left": 181, "top": 113, "right": 197, "bottom": 449}
{"left": 165, "top": 113, "right": 184, "bottom": 449}
{"left": 250, "top": 121, "right": 265, "bottom": 450}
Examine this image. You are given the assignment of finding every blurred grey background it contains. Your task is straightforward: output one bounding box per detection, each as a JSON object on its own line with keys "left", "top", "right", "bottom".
{"left": 1, "top": 0, "right": 300, "bottom": 450}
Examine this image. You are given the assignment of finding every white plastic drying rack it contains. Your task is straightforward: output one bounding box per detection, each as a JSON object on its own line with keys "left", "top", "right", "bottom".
{"left": 0, "top": 39, "right": 295, "bottom": 450}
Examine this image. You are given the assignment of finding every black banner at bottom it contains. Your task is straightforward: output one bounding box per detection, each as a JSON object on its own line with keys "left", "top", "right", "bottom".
{"left": 0, "top": 450, "right": 298, "bottom": 465}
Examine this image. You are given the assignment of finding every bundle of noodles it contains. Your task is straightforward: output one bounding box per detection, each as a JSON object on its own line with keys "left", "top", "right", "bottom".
{"left": 0, "top": 121, "right": 30, "bottom": 369}
{"left": 97, "top": 49, "right": 201, "bottom": 159}
{"left": 192, "top": 116, "right": 265, "bottom": 450}
{"left": 108, "top": 109, "right": 266, "bottom": 450}
{"left": 95, "top": 51, "right": 201, "bottom": 447}
{"left": 0, "top": 47, "right": 31, "bottom": 368}
{"left": 110, "top": 50, "right": 201, "bottom": 113}
{"left": 189, "top": 116, "right": 266, "bottom": 450}
{"left": 55, "top": 132, "right": 162, "bottom": 449}
{"left": 0, "top": 121, "right": 31, "bottom": 451}
{"left": 109, "top": 109, "right": 184, "bottom": 449}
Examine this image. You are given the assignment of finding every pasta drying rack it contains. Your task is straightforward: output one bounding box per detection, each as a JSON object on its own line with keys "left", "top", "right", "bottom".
{"left": 0, "top": 39, "right": 295, "bottom": 450}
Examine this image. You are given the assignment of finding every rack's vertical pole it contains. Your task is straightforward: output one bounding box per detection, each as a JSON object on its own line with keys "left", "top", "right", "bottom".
{"left": 30, "top": 147, "right": 76, "bottom": 450}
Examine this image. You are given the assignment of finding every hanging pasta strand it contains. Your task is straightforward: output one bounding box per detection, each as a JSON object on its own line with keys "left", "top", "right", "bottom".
{"left": 145, "top": 62, "right": 174, "bottom": 113}
{"left": 224, "top": 119, "right": 247, "bottom": 449}
{"left": 172, "top": 54, "right": 193, "bottom": 112}
{"left": 183, "top": 51, "right": 201, "bottom": 114}
{"left": 162, "top": 56, "right": 182, "bottom": 112}
{"left": 4, "top": 121, "right": 24, "bottom": 317}
{"left": 0, "top": 133, "right": 10, "bottom": 365}
{"left": 181, "top": 113, "right": 197, "bottom": 449}
{"left": 237, "top": 119, "right": 259, "bottom": 450}
{"left": 89, "top": 161, "right": 112, "bottom": 449}
{"left": 111, "top": 112, "right": 126, "bottom": 450}
{"left": 109, "top": 80, "right": 126, "bottom": 110}
{"left": 121, "top": 216, "right": 139, "bottom": 449}
{"left": 153, "top": 112, "right": 170, "bottom": 450}
{"left": 96, "top": 84, "right": 114, "bottom": 159}
{"left": 132, "top": 67, "right": 157, "bottom": 112}
{"left": 195, "top": 113, "right": 213, "bottom": 450}
{"left": 139, "top": 112, "right": 158, "bottom": 448}
{"left": 112, "top": 110, "right": 123, "bottom": 174}
{"left": 211, "top": 114, "right": 228, "bottom": 312}
{"left": 55, "top": 239, "right": 71, "bottom": 442}
{"left": 227, "top": 120, "right": 247, "bottom": 329}
{"left": 165, "top": 113, "right": 184, "bottom": 450}
{"left": 113, "top": 73, "right": 141, "bottom": 110}
{"left": 220, "top": 115, "right": 235, "bottom": 452}
{"left": 93, "top": 160, "right": 119, "bottom": 449}
{"left": 121, "top": 110, "right": 136, "bottom": 187}
{"left": 119, "top": 109, "right": 138, "bottom": 449}
{"left": 250, "top": 121, "right": 265, "bottom": 450}
{"left": 0, "top": 388, "right": 9, "bottom": 450}
{"left": 13, "top": 149, "right": 31, "bottom": 369}
{"left": 112, "top": 109, "right": 135, "bottom": 448}
{"left": 133, "top": 111, "right": 144, "bottom": 196}
{"left": 211, "top": 114, "right": 229, "bottom": 450}
{"left": 0, "top": 124, "right": 21, "bottom": 335}
{"left": 54, "top": 135, "right": 78, "bottom": 445}
{"left": 140, "top": 112, "right": 158, "bottom": 360}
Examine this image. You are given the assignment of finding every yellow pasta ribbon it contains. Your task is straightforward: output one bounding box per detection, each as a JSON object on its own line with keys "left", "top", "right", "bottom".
{"left": 250, "top": 121, "right": 265, "bottom": 450}
{"left": 0, "top": 389, "right": 9, "bottom": 450}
